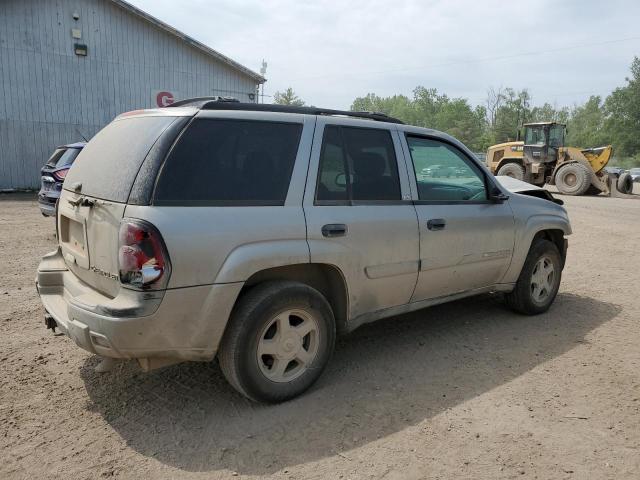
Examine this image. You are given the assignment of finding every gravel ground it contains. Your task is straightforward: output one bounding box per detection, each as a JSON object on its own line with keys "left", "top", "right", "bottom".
{"left": 1, "top": 191, "right": 639, "bottom": 480}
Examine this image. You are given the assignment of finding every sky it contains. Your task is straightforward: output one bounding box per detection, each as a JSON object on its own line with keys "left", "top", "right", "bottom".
{"left": 128, "top": 0, "right": 640, "bottom": 111}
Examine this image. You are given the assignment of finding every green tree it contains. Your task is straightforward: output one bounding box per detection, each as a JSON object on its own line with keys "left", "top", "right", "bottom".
{"left": 492, "top": 88, "right": 532, "bottom": 143}
{"left": 604, "top": 56, "right": 640, "bottom": 156}
{"left": 530, "top": 103, "right": 570, "bottom": 124}
{"left": 350, "top": 87, "right": 488, "bottom": 150}
{"left": 273, "top": 87, "right": 305, "bottom": 106}
{"left": 347, "top": 57, "right": 640, "bottom": 167}
{"left": 566, "top": 96, "right": 609, "bottom": 147}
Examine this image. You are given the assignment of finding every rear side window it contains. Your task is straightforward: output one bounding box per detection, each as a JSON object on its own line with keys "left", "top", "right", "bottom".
{"left": 316, "top": 125, "right": 401, "bottom": 203}
{"left": 64, "top": 116, "right": 177, "bottom": 202}
{"left": 154, "top": 119, "right": 302, "bottom": 205}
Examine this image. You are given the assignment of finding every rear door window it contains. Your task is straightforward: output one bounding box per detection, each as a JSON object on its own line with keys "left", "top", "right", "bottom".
{"left": 316, "top": 125, "right": 401, "bottom": 203}
{"left": 64, "top": 116, "right": 178, "bottom": 202}
{"left": 154, "top": 119, "right": 303, "bottom": 205}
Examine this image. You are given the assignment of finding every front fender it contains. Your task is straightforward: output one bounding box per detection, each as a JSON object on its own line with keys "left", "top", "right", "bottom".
{"left": 214, "top": 239, "right": 311, "bottom": 284}
{"left": 501, "top": 209, "right": 571, "bottom": 284}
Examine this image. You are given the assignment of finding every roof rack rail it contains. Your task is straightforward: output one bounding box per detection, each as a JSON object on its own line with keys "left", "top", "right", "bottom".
{"left": 166, "top": 97, "right": 404, "bottom": 124}
{"left": 167, "top": 96, "right": 240, "bottom": 108}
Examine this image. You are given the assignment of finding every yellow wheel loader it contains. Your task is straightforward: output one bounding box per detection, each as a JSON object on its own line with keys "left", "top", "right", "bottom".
{"left": 486, "top": 122, "right": 634, "bottom": 196}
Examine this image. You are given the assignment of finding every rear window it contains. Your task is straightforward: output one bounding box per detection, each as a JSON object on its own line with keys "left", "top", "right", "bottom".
{"left": 154, "top": 119, "right": 303, "bottom": 205}
{"left": 46, "top": 148, "right": 65, "bottom": 167}
{"left": 48, "top": 147, "right": 81, "bottom": 169}
{"left": 64, "top": 116, "right": 178, "bottom": 202}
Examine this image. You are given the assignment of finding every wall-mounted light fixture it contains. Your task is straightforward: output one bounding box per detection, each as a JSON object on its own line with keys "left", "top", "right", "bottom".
{"left": 74, "top": 43, "right": 88, "bottom": 56}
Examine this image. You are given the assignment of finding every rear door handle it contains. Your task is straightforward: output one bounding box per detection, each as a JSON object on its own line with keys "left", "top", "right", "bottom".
{"left": 322, "top": 223, "right": 347, "bottom": 237}
{"left": 427, "top": 218, "right": 446, "bottom": 231}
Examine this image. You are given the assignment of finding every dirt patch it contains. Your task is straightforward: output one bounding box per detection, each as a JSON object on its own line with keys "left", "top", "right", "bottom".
{"left": 1, "top": 192, "right": 639, "bottom": 479}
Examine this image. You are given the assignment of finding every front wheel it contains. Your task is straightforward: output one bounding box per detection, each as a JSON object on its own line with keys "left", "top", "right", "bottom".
{"left": 497, "top": 162, "right": 525, "bottom": 180}
{"left": 505, "top": 239, "right": 562, "bottom": 315}
{"left": 218, "top": 281, "right": 336, "bottom": 403}
{"left": 555, "top": 163, "right": 591, "bottom": 195}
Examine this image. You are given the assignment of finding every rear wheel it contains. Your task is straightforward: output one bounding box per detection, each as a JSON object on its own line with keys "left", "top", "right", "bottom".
{"left": 218, "top": 281, "right": 336, "bottom": 403}
{"left": 617, "top": 172, "right": 633, "bottom": 194}
{"left": 497, "top": 162, "right": 525, "bottom": 181}
{"left": 555, "top": 163, "right": 591, "bottom": 195}
{"left": 505, "top": 239, "right": 562, "bottom": 315}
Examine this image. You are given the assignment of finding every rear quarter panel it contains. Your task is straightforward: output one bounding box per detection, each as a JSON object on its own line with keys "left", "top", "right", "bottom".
{"left": 123, "top": 205, "right": 310, "bottom": 288}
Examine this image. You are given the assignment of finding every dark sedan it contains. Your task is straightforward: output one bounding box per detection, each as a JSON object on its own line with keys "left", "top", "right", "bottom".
{"left": 38, "top": 142, "right": 85, "bottom": 216}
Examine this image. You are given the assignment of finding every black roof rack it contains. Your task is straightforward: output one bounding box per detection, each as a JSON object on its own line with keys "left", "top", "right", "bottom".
{"left": 167, "top": 96, "right": 240, "bottom": 108}
{"left": 166, "top": 96, "right": 404, "bottom": 124}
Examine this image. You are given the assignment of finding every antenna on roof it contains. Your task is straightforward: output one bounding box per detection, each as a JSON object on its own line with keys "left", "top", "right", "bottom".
{"left": 74, "top": 127, "right": 88, "bottom": 142}
{"left": 259, "top": 60, "right": 267, "bottom": 104}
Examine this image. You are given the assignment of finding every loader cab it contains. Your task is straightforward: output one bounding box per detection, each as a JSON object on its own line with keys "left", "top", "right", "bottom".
{"left": 523, "top": 122, "right": 565, "bottom": 166}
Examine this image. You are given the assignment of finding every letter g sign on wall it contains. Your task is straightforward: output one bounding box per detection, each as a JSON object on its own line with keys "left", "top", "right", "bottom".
{"left": 153, "top": 90, "right": 177, "bottom": 108}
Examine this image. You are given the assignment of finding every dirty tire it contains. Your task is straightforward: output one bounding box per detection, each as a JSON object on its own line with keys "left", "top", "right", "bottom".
{"left": 497, "top": 162, "right": 525, "bottom": 180}
{"left": 555, "top": 163, "right": 591, "bottom": 196}
{"left": 504, "top": 239, "right": 562, "bottom": 315}
{"left": 218, "top": 281, "right": 336, "bottom": 403}
{"left": 617, "top": 172, "right": 633, "bottom": 195}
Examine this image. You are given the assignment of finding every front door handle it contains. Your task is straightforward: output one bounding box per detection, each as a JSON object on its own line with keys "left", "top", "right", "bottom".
{"left": 322, "top": 223, "right": 347, "bottom": 237}
{"left": 427, "top": 218, "right": 446, "bottom": 231}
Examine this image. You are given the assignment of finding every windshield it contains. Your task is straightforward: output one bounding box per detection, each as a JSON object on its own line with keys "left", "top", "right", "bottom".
{"left": 525, "top": 126, "right": 546, "bottom": 146}
{"left": 548, "top": 125, "right": 565, "bottom": 148}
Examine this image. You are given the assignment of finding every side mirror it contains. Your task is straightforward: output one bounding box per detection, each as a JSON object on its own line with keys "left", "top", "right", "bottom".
{"left": 490, "top": 191, "right": 509, "bottom": 203}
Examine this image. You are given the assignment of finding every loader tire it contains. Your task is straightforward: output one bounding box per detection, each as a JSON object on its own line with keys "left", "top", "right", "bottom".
{"left": 617, "top": 172, "right": 633, "bottom": 195}
{"left": 555, "top": 163, "right": 591, "bottom": 196}
{"left": 497, "top": 162, "right": 525, "bottom": 181}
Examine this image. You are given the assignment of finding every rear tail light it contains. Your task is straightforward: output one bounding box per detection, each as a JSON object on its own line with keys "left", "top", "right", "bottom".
{"left": 118, "top": 219, "right": 171, "bottom": 289}
{"left": 52, "top": 168, "right": 69, "bottom": 181}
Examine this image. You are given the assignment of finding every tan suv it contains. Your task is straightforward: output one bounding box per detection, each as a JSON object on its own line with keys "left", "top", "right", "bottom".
{"left": 36, "top": 98, "right": 571, "bottom": 402}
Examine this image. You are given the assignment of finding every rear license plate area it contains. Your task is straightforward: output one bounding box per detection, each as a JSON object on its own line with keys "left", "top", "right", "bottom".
{"left": 59, "top": 214, "right": 90, "bottom": 269}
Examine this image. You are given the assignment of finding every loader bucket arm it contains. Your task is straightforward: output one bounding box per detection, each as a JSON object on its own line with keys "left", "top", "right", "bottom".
{"left": 580, "top": 145, "right": 613, "bottom": 174}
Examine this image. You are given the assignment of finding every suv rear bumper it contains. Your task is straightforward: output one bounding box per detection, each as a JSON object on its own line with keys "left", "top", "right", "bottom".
{"left": 36, "top": 248, "right": 242, "bottom": 364}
